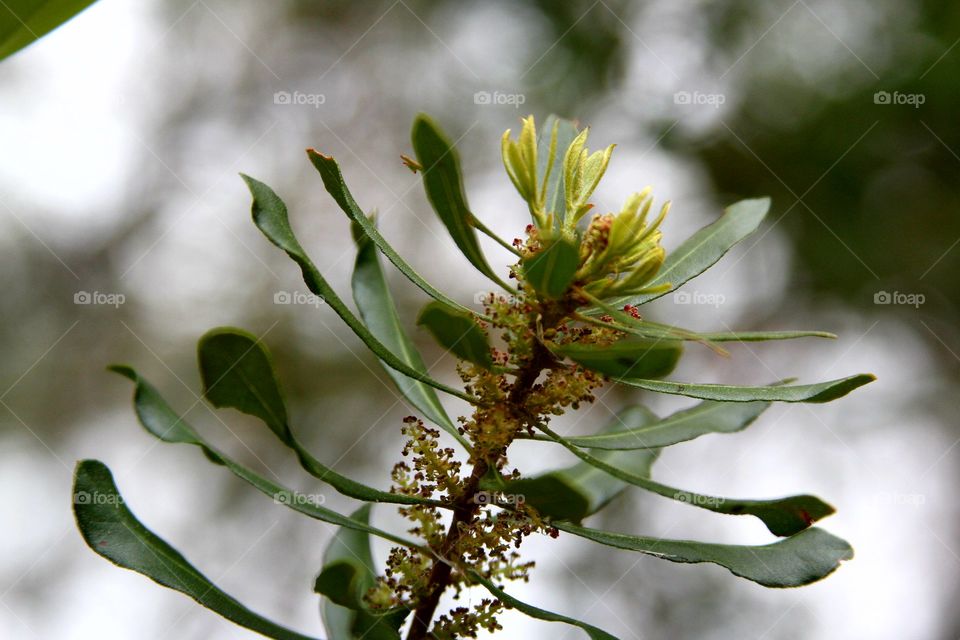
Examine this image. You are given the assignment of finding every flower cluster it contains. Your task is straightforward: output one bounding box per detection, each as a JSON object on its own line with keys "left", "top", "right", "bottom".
{"left": 503, "top": 116, "right": 671, "bottom": 303}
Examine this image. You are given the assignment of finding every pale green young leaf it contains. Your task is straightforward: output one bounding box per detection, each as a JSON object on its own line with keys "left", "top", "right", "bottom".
{"left": 602, "top": 197, "right": 771, "bottom": 309}
{"left": 537, "top": 115, "right": 579, "bottom": 225}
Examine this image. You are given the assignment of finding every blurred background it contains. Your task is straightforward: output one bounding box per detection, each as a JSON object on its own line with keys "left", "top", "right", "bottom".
{"left": 1, "top": 1, "right": 957, "bottom": 638}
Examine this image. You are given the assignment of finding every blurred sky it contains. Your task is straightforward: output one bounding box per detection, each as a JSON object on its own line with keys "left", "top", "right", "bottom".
{"left": 1, "top": 1, "right": 958, "bottom": 639}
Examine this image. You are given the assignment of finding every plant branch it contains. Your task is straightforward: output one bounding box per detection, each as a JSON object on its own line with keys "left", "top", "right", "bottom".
{"left": 405, "top": 332, "right": 557, "bottom": 639}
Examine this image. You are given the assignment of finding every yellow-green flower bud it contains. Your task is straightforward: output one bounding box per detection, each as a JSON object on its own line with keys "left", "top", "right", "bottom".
{"left": 501, "top": 116, "right": 547, "bottom": 226}
{"left": 563, "top": 128, "right": 615, "bottom": 225}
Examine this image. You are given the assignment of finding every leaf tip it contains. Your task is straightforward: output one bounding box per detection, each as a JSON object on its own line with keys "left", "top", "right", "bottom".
{"left": 306, "top": 147, "right": 333, "bottom": 162}
{"left": 107, "top": 364, "right": 136, "bottom": 380}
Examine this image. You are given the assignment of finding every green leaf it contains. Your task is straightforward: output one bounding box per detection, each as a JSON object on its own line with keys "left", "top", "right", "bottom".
{"left": 199, "top": 328, "right": 291, "bottom": 444}
{"left": 522, "top": 237, "right": 580, "bottom": 300}
{"left": 525, "top": 398, "right": 770, "bottom": 450}
{"left": 73, "top": 460, "right": 321, "bottom": 640}
{"left": 0, "top": 0, "right": 96, "bottom": 61}
{"left": 617, "top": 374, "right": 876, "bottom": 403}
{"left": 697, "top": 330, "right": 837, "bottom": 342}
{"left": 536, "top": 423, "right": 834, "bottom": 537}
{"left": 607, "top": 197, "right": 771, "bottom": 308}
{"left": 537, "top": 115, "right": 580, "bottom": 226}
{"left": 471, "top": 574, "right": 619, "bottom": 640}
{"left": 241, "top": 173, "right": 479, "bottom": 405}
{"left": 317, "top": 505, "right": 407, "bottom": 640}
{"left": 552, "top": 336, "right": 683, "bottom": 379}
{"left": 113, "top": 364, "right": 441, "bottom": 512}
{"left": 416, "top": 301, "right": 493, "bottom": 369}
{"left": 351, "top": 231, "right": 469, "bottom": 448}
{"left": 304, "top": 150, "right": 486, "bottom": 320}
{"left": 496, "top": 406, "right": 660, "bottom": 521}
{"left": 411, "top": 114, "right": 511, "bottom": 291}
{"left": 554, "top": 521, "right": 853, "bottom": 588}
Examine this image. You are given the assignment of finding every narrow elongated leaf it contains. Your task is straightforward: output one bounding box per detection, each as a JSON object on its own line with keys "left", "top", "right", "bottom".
{"left": 416, "top": 301, "right": 493, "bottom": 369}
{"left": 536, "top": 424, "right": 834, "bottom": 537}
{"left": 352, "top": 231, "right": 468, "bottom": 448}
{"left": 304, "top": 150, "right": 485, "bottom": 319}
{"left": 317, "top": 506, "right": 407, "bottom": 640}
{"left": 411, "top": 114, "right": 511, "bottom": 290}
{"left": 73, "top": 460, "right": 321, "bottom": 640}
{"left": 554, "top": 521, "right": 853, "bottom": 587}
{"left": 607, "top": 197, "right": 771, "bottom": 309}
{"left": 526, "top": 398, "right": 770, "bottom": 450}
{"left": 697, "top": 330, "right": 837, "bottom": 342}
{"left": 497, "top": 406, "right": 660, "bottom": 521}
{"left": 472, "top": 574, "right": 619, "bottom": 640}
{"left": 0, "top": 0, "right": 96, "bottom": 61}
{"left": 113, "top": 364, "right": 441, "bottom": 511}
{"left": 553, "top": 336, "right": 683, "bottom": 380}
{"left": 241, "top": 174, "right": 478, "bottom": 405}
{"left": 522, "top": 238, "right": 580, "bottom": 299}
{"left": 618, "top": 374, "right": 875, "bottom": 403}
{"left": 537, "top": 115, "right": 580, "bottom": 225}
